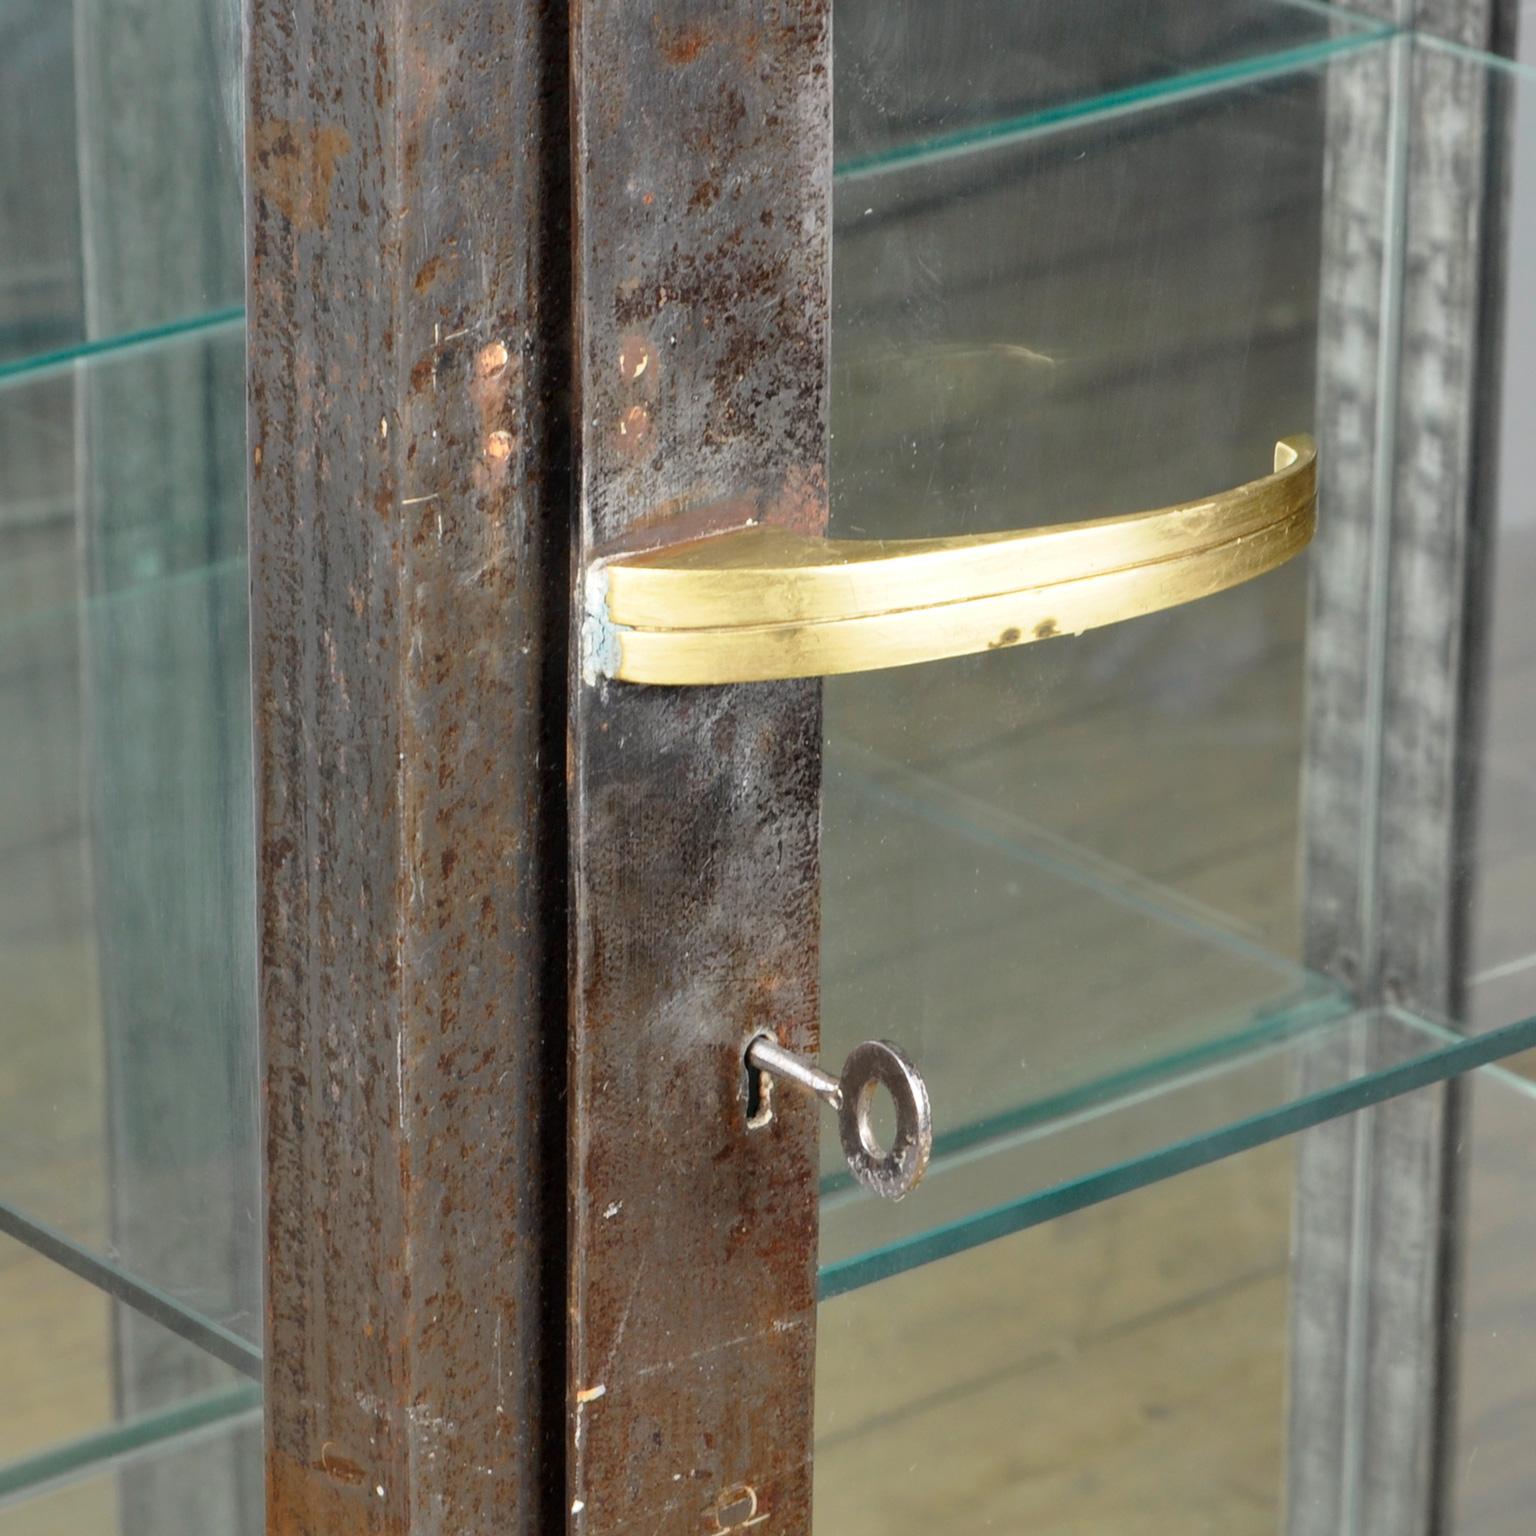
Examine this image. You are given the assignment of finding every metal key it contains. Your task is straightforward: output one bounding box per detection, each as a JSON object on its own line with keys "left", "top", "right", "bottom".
{"left": 746, "top": 1034, "right": 932, "bottom": 1200}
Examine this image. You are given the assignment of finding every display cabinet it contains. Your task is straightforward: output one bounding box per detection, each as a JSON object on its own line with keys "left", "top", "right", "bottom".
{"left": 1, "top": 2, "right": 1534, "bottom": 1533}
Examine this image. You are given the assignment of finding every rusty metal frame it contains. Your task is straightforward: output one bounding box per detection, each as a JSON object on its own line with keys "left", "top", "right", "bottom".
{"left": 247, "top": 0, "right": 571, "bottom": 1530}
{"left": 565, "top": 2, "right": 832, "bottom": 1531}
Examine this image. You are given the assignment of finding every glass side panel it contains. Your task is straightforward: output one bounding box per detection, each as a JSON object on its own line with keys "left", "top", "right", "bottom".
{"left": 1457, "top": 43, "right": 1536, "bottom": 1034}
{"left": 0, "top": 0, "right": 242, "bottom": 373}
{"left": 833, "top": 0, "right": 1391, "bottom": 174}
{"left": 1451, "top": 1063, "right": 1536, "bottom": 1531}
{"left": 0, "top": 320, "right": 255, "bottom": 1352}
{"left": 816, "top": 1060, "right": 1536, "bottom": 1533}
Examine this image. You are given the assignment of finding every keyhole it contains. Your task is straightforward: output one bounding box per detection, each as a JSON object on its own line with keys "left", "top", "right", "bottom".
{"left": 744, "top": 1039, "right": 773, "bottom": 1129}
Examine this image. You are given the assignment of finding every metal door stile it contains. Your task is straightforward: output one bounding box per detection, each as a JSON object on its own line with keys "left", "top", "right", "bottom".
{"left": 566, "top": 2, "right": 832, "bottom": 1530}
{"left": 247, "top": 0, "right": 571, "bottom": 1529}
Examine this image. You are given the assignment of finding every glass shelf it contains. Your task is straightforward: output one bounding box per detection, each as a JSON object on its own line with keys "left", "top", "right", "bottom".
{"left": 834, "top": 0, "right": 1392, "bottom": 178}
{"left": 815, "top": 1059, "right": 1536, "bottom": 1532}
{"left": 819, "top": 1006, "right": 1536, "bottom": 1298}
{"left": 0, "top": 1229, "right": 254, "bottom": 1512}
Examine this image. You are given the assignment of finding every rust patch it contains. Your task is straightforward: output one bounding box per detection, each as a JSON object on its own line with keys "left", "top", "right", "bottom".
{"left": 1034, "top": 617, "right": 1061, "bottom": 639}
{"left": 657, "top": 23, "right": 710, "bottom": 65}
{"left": 318, "top": 1446, "right": 367, "bottom": 1486}
{"left": 249, "top": 119, "right": 353, "bottom": 232}
{"left": 413, "top": 254, "right": 449, "bottom": 292}
{"left": 988, "top": 626, "right": 1022, "bottom": 649}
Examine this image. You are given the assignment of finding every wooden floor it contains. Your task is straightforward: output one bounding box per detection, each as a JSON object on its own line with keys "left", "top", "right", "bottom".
{"left": 816, "top": 1138, "right": 1296, "bottom": 1535}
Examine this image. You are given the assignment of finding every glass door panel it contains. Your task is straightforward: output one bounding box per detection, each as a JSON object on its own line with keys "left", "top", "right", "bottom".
{"left": 822, "top": 27, "right": 1385, "bottom": 1265}
{"left": 817, "top": 12, "right": 1536, "bottom": 1532}
{"left": 816, "top": 1062, "right": 1536, "bottom": 1533}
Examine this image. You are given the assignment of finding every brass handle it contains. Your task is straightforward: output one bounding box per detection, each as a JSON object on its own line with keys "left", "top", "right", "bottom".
{"left": 589, "top": 435, "right": 1316, "bottom": 686}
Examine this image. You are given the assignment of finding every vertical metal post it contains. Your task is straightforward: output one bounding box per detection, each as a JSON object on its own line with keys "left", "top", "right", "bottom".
{"left": 1347, "top": 0, "right": 1517, "bottom": 53}
{"left": 246, "top": 0, "right": 571, "bottom": 1529}
{"left": 1291, "top": 22, "right": 1514, "bottom": 1536}
{"left": 566, "top": 2, "right": 831, "bottom": 1531}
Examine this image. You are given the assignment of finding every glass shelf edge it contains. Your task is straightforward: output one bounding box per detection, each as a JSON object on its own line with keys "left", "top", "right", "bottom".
{"left": 0, "top": 1200, "right": 261, "bottom": 1380}
{"left": 818, "top": 1007, "right": 1536, "bottom": 1301}
{"left": 819, "top": 986, "right": 1350, "bottom": 1200}
{"left": 0, "top": 1384, "right": 260, "bottom": 1509}
{"left": 1414, "top": 29, "right": 1536, "bottom": 79}
{"left": 0, "top": 306, "right": 244, "bottom": 392}
{"left": 833, "top": 25, "right": 1399, "bottom": 183}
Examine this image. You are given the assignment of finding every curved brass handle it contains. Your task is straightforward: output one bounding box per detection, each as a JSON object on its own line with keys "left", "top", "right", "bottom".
{"left": 591, "top": 435, "right": 1316, "bottom": 685}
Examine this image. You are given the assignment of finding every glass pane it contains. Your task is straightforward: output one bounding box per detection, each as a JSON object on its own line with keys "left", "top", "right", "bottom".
{"left": 821, "top": 15, "right": 1536, "bottom": 1341}
{"left": 834, "top": 0, "right": 1390, "bottom": 172}
{"left": 0, "top": 0, "right": 242, "bottom": 378}
{"left": 816, "top": 1061, "right": 1536, "bottom": 1532}
{"left": 0, "top": 332, "right": 255, "bottom": 1346}
{"left": 822, "top": 26, "right": 1392, "bottom": 1254}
